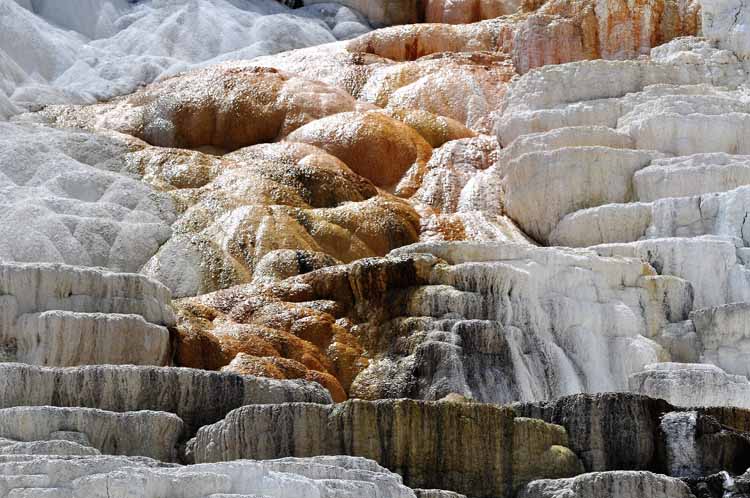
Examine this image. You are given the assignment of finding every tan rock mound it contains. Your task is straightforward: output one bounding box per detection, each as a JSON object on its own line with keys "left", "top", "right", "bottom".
{"left": 40, "top": 65, "right": 374, "bottom": 151}
{"left": 175, "top": 285, "right": 368, "bottom": 402}
{"left": 133, "top": 142, "right": 420, "bottom": 297}
{"left": 286, "top": 110, "right": 433, "bottom": 194}
{"left": 377, "top": 108, "right": 476, "bottom": 148}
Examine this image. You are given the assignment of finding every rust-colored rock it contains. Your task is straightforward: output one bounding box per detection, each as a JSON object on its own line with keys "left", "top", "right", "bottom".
{"left": 346, "top": 0, "right": 699, "bottom": 71}
{"left": 40, "top": 65, "right": 374, "bottom": 150}
{"left": 425, "top": 0, "right": 522, "bottom": 23}
{"left": 286, "top": 110, "right": 433, "bottom": 194}
{"left": 132, "top": 142, "right": 420, "bottom": 297}
{"left": 173, "top": 253, "right": 440, "bottom": 400}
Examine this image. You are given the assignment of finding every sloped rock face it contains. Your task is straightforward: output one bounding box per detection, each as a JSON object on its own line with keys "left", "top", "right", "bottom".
{"left": 39, "top": 65, "right": 372, "bottom": 151}
{"left": 352, "top": 242, "right": 689, "bottom": 403}
{"left": 1, "top": 0, "right": 373, "bottom": 116}
{"left": 174, "top": 238, "right": 693, "bottom": 404}
{"left": 0, "top": 364, "right": 330, "bottom": 434}
{"left": 174, "top": 252, "right": 436, "bottom": 400}
{"left": 136, "top": 141, "right": 420, "bottom": 297}
{"left": 188, "top": 399, "right": 582, "bottom": 497}
{"left": 0, "top": 406, "right": 183, "bottom": 462}
{"left": 514, "top": 393, "right": 672, "bottom": 472}
{"left": 0, "top": 262, "right": 173, "bottom": 366}
{"left": 0, "top": 123, "right": 175, "bottom": 272}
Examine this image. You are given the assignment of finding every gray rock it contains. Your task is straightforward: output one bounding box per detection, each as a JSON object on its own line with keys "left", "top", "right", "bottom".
{"left": 629, "top": 363, "right": 750, "bottom": 409}
{"left": 0, "top": 406, "right": 182, "bottom": 462}
{"left": 0, "top": 364, "right": 331, "bottom": 434}
{"left": 513, "top": 393, "right": 673, "bottom": 472}
{"left": 188, "top": 399, "right": 582, "bottom": 498}
{"left": 47, "top": 431, "right": 91, "bottom": 447}
{"left": 0, "top": 440, "right": 100, "bottom": 456}
{"left": 414, "top": 490, "right": 468, "bottom": 498}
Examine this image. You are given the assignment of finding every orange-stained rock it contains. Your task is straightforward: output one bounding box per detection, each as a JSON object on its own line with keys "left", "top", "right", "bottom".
{"left": 425, "top": 0, "right": 521, "bottom": 23}
{"left": 376, "top": 108, "right": 476, "bottom": 148}
{"left": 173, "top": 302, "right": 232, "bottom": 370}
{"left": 39, "top": 65, "right": 374, "bottom": 150}
{"left": 131, "top": 142, "right": 421, "bottom": 297}
{"left": 286, "top": 111, "right": 433, "bottom": 194}
{"left": 221, "top": 353, "right": 348, "bottom": 402}
{"left": 174, "top": 280, "right": 371, "bottom": 400}
{"left": 173, "top": 252, "right": 444, "bottom": 400}
{"left": 419, "top": 210, "right": 535, "bottom": 243}
{"left": 346, "top": 22, "right": 502, "bottom": 61}
{"left": 510, "top": 0, "right": 701, "bottom": 71}
{"left": 305, "top": 370, "right": 348, "bottom": 403}
{"left": 346, "top": 0, "right": 699, "bottom": 71}
{"left": 257, "top": 48, "right": 513, "bottom": 133}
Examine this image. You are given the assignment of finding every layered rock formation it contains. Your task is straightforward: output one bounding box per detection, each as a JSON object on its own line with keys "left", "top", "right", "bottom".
{"left": 0, "top": 363, "right": 330, "bottom": 434}
{"left": 0, "top": 406, "right": 182, "bottom": 461}
{"left": 188, "top": 398, "right": 583, "bottom": 497}
{"left": 4, "top": 0, "right": 750, "bottom": 496}
{"left": 519, "top": 471, "right": 696, "bottom": 498}
{"left": 630, "top": 363, "right": 750, "bottom": 409}
{"left": 0, "top": 262, "right": 173, "bottom": 366}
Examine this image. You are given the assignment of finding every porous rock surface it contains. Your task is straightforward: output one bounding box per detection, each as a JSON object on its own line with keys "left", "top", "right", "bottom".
{"left": 0, "top": 454, "right": 420, "bottom": 498}
{"left": 0, "top": 122, "right": 175, "bottom": 272}
{"left": 3, "top": 0, "right": 750, "bottom": 497}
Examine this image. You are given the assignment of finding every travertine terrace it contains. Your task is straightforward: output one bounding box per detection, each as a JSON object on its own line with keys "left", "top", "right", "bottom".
{"left": 2, "top": 0, "right": 750, "bottom": 496}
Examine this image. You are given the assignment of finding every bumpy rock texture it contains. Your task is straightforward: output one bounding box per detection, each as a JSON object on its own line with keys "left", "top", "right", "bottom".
{"left": 0, "top": 0, "right": 373, "bottom": 115}
{"left": 0, "top": 454, "right": 421, "bottom": 498}
{"left": 5, "top": 0, "right": 750, "bottom": 496}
